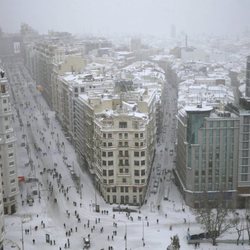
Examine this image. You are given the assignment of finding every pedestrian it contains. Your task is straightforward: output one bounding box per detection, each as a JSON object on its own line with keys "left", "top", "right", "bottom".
{"left": 32, "top": 239, "right": 35, "bottom": 244}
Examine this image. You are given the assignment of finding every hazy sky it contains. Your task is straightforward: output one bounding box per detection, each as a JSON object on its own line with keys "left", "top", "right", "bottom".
{"left": 0, "top": 0, "right": 250, "bottom": 37}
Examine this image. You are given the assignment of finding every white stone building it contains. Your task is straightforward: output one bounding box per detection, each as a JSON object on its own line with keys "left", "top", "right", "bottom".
{"left": 0, "top": 69, "right": 18, "bottom": 215}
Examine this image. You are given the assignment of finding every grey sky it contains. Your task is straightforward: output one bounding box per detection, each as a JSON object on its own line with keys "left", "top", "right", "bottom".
{"left": 0, "top": 0, "right": 249, "bottom": 37}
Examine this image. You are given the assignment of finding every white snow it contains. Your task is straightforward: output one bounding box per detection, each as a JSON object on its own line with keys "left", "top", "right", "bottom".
{"left": 4, "top": 62, "right": 249, "bottom": 250}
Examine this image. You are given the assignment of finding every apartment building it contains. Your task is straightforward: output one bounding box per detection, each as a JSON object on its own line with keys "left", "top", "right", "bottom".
{"left": 94, "top": 110, "right": 149, "bottom": 205}
{"left": 75, "top": 87, "right": 157, "bottom": 204}
{"left": 33, "top": 42, "right": 65, "bottom": 108}
{"left": 54, "top": 72, "right": 114, "bottom": 141}
{"left": 175, "top": 105, "right": 239, "bottom": 208}
{"left": 0, "top": 69, "right": 18, "bottom": 214}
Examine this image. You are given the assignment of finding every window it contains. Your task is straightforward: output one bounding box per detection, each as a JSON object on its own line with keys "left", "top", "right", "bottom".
{"left": 74, "top": 88, "right": 78, "bottom": 93}
{"left": 241, "top": 174, "right": 248, "bottom": 181}
{"left": 119, "top": 142, "right": 123, "bottom": 147}
{"left": 119, "top": 133, "right": 122, "bottom": 139}
{"left": 134, "top": 161, "right": 140, "bottom": 166}
{"left": 119, "top": 122, "right": 127, "bottom": 128}
{"left": 119, "top": 159, "right": 123, "bottom": 166}
{"left": 109, "top": 179, "right": 114, "bottom": 184}
{"left": 103, "top": 170, "right": 107, "bottom": 176}
{"left": 108, "top": 170, "right": 114, "bottom": 176}
{"left": 103, "top": 142, "right": 107, "bottom": 147}
{"left": 141, "top": 170, "right": 145, "bottom": 176}
{"left": 242, "top": 166, "right": 248, "bottom": 173}
{"left": 108, "top": 133, "right": 112, "bottom": 138}
{"left": 108, "top": 161, "right": 113, "bottom": 166}
{"left": 108, "top": 152, "right": 113, "bottom": 157}
{"left": 141, "top": 160, "right": 145, "bottom": 166}
{"left": 124, "top": 159, "right": 129, "bottom": 166}
{"left": 121, "top": 187, "right": 124, "bottom": 192}
{"left": 135, "top": 133, "right": 139, "bottom": 138}
{"left": 133, "top": 187, "right": 137, "bottom": 192}
{"left": 124, "top": 151, "right": 129, "bottom": 157}
{"left": 134, "top": 152, "right": 139, "bottom": 157}
{"left": 124, "top": 133, "right": 128, "bottom": 139}
{"left": 102, "top": 161, "right": 106, "bottom": 166}
{"left": 134, "top": 170, "right": 139, "bottom": 176}
{"left": 10, "top": 179, "right": 15, "bottom": 183}
{"left": 80, "top": 87, "right": 85, "bottom": 92}
{"left": 102, "top": 152, "right": 106, "bottom": 157}
{"left": 140, "top": 133, "right": 143, "bottom": 138}
{"left": 108, "top": 142, "right": 112, "bottom": 147}
{"left": 9, "top": 153, "right": 13, "bottom": 157}
{"left": 103, "top": 133, "right": 106, "bottom": 138}
{"left": 124, "top": 142, "right": 128, "bottom": 147}
{"left": 8, "top": 144, "right": 13, "bottom": 148}
{"left": 135, "top": 142, "right": 139, "bottom": 147}
{"left": 112, "top": 187, "right": 116, "bottom": 192}
{"left": 122, "top": 178, "right": 126, "bottom": 183}
{"left": 3, "top": 99, "right": 7, "bottom": 103}
{"left": 119, "top": 151, "right": 123, "bottom": 157}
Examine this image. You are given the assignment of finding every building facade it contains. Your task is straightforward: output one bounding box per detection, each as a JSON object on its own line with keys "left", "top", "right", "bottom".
{"left": 74, "top": 88, "right": 157, "bottom": 205}
{"left": 175, "top": 105, "right": 239, "bottom": 208}
{"left": 0, "top": 69, "right": 18, "bottom": 214}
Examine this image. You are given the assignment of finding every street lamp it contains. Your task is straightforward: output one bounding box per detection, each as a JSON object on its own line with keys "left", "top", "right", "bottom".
{"left": 142, "top": 220, "right": 145, "bottom": 246}
{"left": 125, "top": 223, "right": 127, "bottom": 250}
{"left": 21, "top": 218, "right": 24, "bottom": 250}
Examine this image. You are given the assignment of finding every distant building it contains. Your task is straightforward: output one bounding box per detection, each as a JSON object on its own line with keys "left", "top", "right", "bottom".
{"left": 0, "top": 32, "right": 23, "bottom": 60}
{"left": 130, "top": 38, "right": 141, "bottom": 52}
{"left": 175, "top": 105, "right": 239, "bottom": 208}
{"left": 0, "top": 69, "right": 18, "bottom": 214}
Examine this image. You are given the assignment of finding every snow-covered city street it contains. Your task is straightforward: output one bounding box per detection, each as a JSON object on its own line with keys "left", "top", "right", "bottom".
{"left": 1, "top": 2, "right": 250, "bottom": 249}
{"left": 2, "top": 61, "right": 249, "bottom": 250}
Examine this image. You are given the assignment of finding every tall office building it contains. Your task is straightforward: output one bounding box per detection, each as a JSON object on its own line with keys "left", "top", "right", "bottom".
{"left": 245, "top": 56, "right": 250, "bottom": 98}
{"left": 0, "top": 69, "right": 18, "bottom": 214}
{"left": 237, "top": 56, "right": 250, "bottom": 207}
{"left": 175, "top": 105, "right": 239, "bottom": 208}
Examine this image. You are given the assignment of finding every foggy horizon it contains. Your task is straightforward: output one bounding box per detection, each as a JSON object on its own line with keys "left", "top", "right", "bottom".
{"left": 1, "top": 0, "right": 250, "bottom": 37}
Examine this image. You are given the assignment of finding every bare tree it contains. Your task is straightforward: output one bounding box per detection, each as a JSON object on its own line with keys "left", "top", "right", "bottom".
{"left": 245, "top": 205, "right": 250, "bottom": 245}
{"left": 232, "top": 212, "right": 244, "bottom": 245}
{"left": 195, "top": 192, "right": 235, "bottom": 246}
